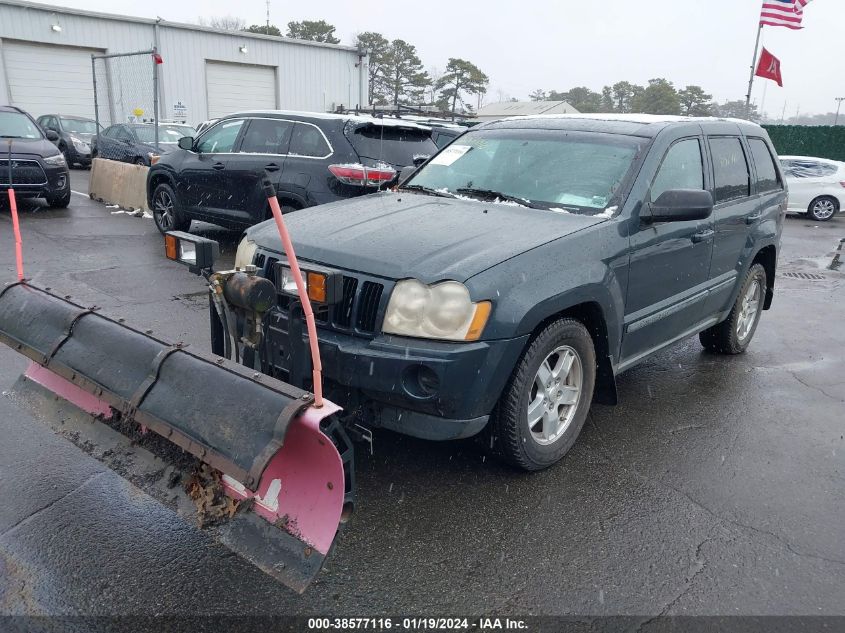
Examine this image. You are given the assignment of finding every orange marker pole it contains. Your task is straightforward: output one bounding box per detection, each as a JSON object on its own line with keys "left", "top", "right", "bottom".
{"left": 6, "top": 139, "right": 24, "bottom": 281}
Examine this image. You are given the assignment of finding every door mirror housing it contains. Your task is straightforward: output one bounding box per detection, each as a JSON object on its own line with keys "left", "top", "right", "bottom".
{"left": 647, "top": 189, "right": 714, "bottom": 223}
{"left": 178, "top": 136, "right": 194, "bottom": 151}
{"left": 45, "top": 130, "right": 60, "bottom": 142}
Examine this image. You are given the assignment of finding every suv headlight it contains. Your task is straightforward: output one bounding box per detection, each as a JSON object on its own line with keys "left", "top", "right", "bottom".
{"left": 43, "top": 153, "right": 66, "bottom": 167}
{"left": 70, "top": 136, "right": 90, "bottom": 152}
{"left": 383, "top": 280, "right": 491, "bottom": 341}
{"left": 234, "top": 236, "right": 258, "bottom": 269}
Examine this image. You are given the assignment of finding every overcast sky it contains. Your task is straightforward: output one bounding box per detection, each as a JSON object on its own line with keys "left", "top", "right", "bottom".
{"left": 36, "top": 0, "right": 844, "bottom": 116}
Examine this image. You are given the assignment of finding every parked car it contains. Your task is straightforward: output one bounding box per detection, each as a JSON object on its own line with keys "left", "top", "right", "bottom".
{"left": 194, "top": 119, "right": 218, "bottom": 136}
{"left": 92, "top": 123, "right": 197, "bottom": 167}
{"left": 779, "top": 155, "right": 844, "bottom": 222}
{"left": 146, "top": 111, "right": 438, "bottom": 233}
{"left": 0, "top": 105, "right": 71, "bottom": 208}
{"left": 427, "top": 124, "right": 464, "bottom": 148}
{"left": 36, "top": 114, "right": 100, "bottom": 168}
{"left": 230, "top": 114, "right": 785, "bottom": 471}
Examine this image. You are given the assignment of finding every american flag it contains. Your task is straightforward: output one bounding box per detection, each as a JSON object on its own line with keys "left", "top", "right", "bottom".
{"left": 760, "top": 0, "right": 813, "bottom": 30}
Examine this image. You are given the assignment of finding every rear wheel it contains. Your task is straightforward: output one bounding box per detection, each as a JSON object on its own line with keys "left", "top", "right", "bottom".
{"left": 490, "top": 318, "right": 596, "bottom": 471}
{"left": 807, "top": 196, "right": 838, "bottom": 222}
{"left": 700, "top": 263, "right": 766, "bottom": 354}
{"left": 151, "top": 183, "right": 190, "bottom": 234}
{"left": 134, "top": 157, "right": 147, "bottom": 167}
{"left": 46, "top": 189, "right": 72, "bottom": 209}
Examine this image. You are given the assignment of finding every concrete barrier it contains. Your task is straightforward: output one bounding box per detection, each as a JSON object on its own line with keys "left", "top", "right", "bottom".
{"left": 89, "top": 158, "right": 150, "bottom": 214}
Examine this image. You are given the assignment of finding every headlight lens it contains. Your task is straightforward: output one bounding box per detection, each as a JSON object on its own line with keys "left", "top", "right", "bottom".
{"left": 383, "top": 280, "right": 491, "bottom": 341}
{"left": 43, "top": 153, "right": 66, "bottom": 167}
{"left": 70, "top": 136, "right": 90, "bottom": 152}
{"left": 234, "top": 236, "right": 258, "bottom": 269}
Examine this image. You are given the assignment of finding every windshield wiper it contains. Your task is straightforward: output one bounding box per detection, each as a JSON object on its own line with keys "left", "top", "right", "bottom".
{"left": 400, "top": 184, "right": 457, "bottom": 198}
{"left": 0, "top": 135, "right": 24, "bottom": 139}
{"left": 455, "top": 188, "right": 546, "bottom": 209}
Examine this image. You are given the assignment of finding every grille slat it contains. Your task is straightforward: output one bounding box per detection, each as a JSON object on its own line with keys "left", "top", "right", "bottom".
{"left": 356, "top": 281, "right": 384, "bottom": 333}
{"left": 333, "top": 277, "right": 358, "bottom": 328}
{"left": 0, "top": 159, "right": 47, "bottom": 186}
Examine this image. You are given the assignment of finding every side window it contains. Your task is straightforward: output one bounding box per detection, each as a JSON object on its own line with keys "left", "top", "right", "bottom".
{"left": 289, "top": 123, "right": 331, "bottom": 157}
{"left": 115, "top": 127, "right": 133, "bottom": 141}
{"left": 748, "top": 138, "right": 781, "bottom": 193}
{"left": 709, "top": 137, "right": 750, "bottom": 204}
{"left": 238, "top": 118, "right": 293, "bottom": 154}
{"left": 650, "top": 138, "right": 704, "bottom": 201}
{"left": 196, "top": 119, "right": 245, "bottom": 153}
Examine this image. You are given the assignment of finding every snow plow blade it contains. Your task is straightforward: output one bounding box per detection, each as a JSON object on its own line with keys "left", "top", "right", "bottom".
{"left": 0, "top": 282, "right": 352, "bottom": 593}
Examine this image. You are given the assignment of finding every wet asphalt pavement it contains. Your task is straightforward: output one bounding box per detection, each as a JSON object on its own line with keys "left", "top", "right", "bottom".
{"left": 0, "top": 169, "right": 843, "bottom": 620}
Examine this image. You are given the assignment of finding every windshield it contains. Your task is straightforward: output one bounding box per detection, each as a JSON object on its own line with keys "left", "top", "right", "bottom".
{"left": 134, "top": 125, "right": 197, "bottom": 144}
{"left": 0, "top": 112, "right": 43, "bottom": 139}
{"left": 406, "top": 128, "right": 644, "bottom": 213}
{"left": 346, "top": 124, "right": 438, "bottom": 168}
{"left": 61, "top": 117, "right": 98, "bottom": 134}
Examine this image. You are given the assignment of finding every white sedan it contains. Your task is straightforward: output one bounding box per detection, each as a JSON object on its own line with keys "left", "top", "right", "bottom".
{"left": 780, "top": 155, "right": 845, "bottom": 222}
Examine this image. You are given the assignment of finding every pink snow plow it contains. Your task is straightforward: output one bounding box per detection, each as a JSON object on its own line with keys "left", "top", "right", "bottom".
{"left": 0, "top": 180, "right": 353, "bottom": 593}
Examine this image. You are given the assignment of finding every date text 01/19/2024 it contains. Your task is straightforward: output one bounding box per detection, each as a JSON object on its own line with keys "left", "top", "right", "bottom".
{"left": 306, "top": 618, "right": 529, "bottom": 630}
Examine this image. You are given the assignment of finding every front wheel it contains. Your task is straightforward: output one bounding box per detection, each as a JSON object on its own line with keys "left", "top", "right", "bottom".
{"left": 700, "top": 263, "right": 766, "bottom": 355}
{"left": 151, "top": 183, "right": 190, "bottom": 234}
{"left": 490, "top": 318, "right": 596, "bottom": 471}
{"left": 807, "top": 196, "right": 838, "bottom": 222}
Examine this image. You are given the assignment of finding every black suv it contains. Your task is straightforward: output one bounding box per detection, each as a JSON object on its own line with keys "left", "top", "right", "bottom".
{"left": 36, "top": 114, "right": 99, "bottom": 168}
{"left": 0, "top": 105, "right": 71, "bottom": 208}
{"left": 230, "top": 114, "right": 786, "bottom": 471}
{"left": 146, "top": 111, "right": 438, "bottom": 233}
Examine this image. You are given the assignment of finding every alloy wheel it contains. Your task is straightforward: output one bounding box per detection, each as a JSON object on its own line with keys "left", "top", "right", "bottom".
{"left": 811, "top": 199, "right": 836, "bottom": 221}
{"left": 527, "top": 345, "right": 583, "bottom": 445}
{"left": 154, "top": 190, "right": 175, "bottom": 231}
{"left": 736, "top": 278, "right": 762, "bottom": 342}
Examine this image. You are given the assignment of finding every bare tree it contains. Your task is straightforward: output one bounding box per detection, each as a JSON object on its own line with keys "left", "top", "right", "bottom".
{"left": 198, "top": 15, "right": 247, "bottom": 31}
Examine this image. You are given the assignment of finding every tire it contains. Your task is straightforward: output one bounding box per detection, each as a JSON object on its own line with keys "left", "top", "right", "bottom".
{"left": 134, "top": 157, "right": 147, "bottom": 167}
{"left": 151, "top": 183, "right": 190, "bottom": 234}
{"left": 46, "top": 189, "right": 71, "bottom": 209}
{"left": 807, "top": 196, "right": 838, "bottom": 222}
{"left": 490, "top": 318, "right": 596, "bottom": 471}
{"left": 699, "top": 263, "right": 767, "bottom": 355}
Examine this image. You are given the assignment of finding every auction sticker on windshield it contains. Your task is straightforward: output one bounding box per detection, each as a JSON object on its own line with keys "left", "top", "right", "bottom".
{"left": 430, "top": 144, "right": 472, "bottom": 166}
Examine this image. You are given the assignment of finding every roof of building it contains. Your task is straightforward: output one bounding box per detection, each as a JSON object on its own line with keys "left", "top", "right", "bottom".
{"left": 475, "top": 101, "right": 579, "bottom": 118}
{"left": 1, "top": 0, "right": 362, "bottom": 53}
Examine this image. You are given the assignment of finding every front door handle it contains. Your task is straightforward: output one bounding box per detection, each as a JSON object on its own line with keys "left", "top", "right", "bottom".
{"left": 212, "top": 162, "right": 225, "bottom": 170}
{"left": 691, "top": 229, "right": 715, "bottom": 243}
{"left": 264, "top": 163, "right": 280, "bottom": 172}
{"left": 745, "top": 213, "right": 763, "bottom": 225}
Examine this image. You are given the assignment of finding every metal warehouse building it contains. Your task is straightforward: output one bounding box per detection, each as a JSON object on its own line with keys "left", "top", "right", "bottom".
{"left": 0, "top": 0, "right": 368, "bottom": 126}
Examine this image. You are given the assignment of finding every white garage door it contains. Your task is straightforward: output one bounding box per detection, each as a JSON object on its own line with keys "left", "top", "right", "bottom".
{"left": 206, "top": 61, "right": 277, "bottom": 119}
{"left": 4, "top": 40, "right": 101, "bottom": 119}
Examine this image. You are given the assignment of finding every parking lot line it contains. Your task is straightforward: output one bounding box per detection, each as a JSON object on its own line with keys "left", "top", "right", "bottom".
{"left": 71, "top": 190, "right": 88, "bottom": 197}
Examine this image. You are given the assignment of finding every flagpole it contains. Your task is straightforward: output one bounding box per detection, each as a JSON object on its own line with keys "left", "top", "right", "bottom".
{"left": 745, "top": 23, "right": 763, "bottom": 111}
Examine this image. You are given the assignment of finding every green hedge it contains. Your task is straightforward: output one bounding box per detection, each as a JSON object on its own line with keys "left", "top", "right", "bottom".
{"left": 763, "top": 125, "right": 845, "bottom": 162}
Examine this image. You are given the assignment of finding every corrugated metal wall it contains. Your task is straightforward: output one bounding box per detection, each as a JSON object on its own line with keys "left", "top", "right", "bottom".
{"left": 0, "top": 0, "right": 367, "bottom": 125}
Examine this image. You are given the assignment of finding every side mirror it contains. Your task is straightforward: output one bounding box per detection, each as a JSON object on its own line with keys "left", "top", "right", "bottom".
{"left": 398, "top": 165, "right": 417, "bottom": 186}
{"left": 647, "top": 189, "right": 713, "bottom": 223}
{"left": 178, "top": 136, "right": 194, "bottom": 151}
{"left": 45, "top": 130, "right": 60, "bottom": 142}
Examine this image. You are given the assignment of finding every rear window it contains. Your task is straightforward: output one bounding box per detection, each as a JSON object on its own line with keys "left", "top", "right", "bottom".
{"left": 748, "top": 138, "right": 781, "bottom": 193}
{"left": 346, "top": 124, "right": 437, "bottom": 168}
{"left": 781, "top": 160, "right": 837, "bottom": 179}
{"left": 709, "top": 137, "right": 750, "bottom": 204}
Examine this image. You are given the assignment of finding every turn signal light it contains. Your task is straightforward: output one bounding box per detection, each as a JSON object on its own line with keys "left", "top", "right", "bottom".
{"left": 164, "top": 231, "right": 219, "bottom": 273}
{"left": 276, "top": 261, "right": 343, "bottom": 305}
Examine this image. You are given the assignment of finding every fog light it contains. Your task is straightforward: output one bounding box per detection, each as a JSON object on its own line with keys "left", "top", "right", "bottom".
{"left": 57, "top": 175, "right": 66, "bottom": 188}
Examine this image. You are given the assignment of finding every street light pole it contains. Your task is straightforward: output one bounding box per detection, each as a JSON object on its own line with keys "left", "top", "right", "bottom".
{"left": 835, "top": 98, "right": 845, "bottom": 126}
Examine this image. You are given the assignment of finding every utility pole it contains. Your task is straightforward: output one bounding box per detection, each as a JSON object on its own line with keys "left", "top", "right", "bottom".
{"left": 266, "top": 0, "right": 270, "bottom": 31}
{"left": 835, "top": 97, "right": 845, "bottom": 126}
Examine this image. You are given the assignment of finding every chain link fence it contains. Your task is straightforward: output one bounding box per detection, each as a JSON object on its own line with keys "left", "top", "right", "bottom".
{"left": 92, "top": 49, "right": 160, "bottom": 152}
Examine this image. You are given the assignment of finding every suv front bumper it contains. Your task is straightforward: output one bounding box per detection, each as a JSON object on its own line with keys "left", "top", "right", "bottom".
{"left": 261, "top": 309, "right": 528, "bottom": 441}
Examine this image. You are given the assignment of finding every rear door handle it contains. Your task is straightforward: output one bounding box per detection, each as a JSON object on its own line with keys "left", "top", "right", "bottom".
{"left": 212, "top": 162, "right": 225, "bottom": 170}
{"left": 691, "top": 229, "right": 715, "bottom": 243}
{"left": 746, "top": 213, "right": 763, "bottom": 224}
{"left": 264, "top": 163, "right": 280, "bottom": 172}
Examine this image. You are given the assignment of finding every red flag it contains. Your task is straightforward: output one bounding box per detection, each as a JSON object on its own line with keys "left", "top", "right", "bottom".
{"left": 755, "top": 48, "right": 783, "bottom": 87}
{"left": 152, "top": 52, "right": 163, "bottom": 65}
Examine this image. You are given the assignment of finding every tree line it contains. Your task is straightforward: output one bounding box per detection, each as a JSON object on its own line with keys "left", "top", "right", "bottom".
{"left": 529, "top": 81, "right": 761, "bottom": 121}
{"left": 198, "top": 15, "right": 490, "bottom": 117}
